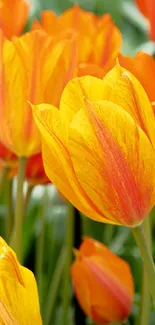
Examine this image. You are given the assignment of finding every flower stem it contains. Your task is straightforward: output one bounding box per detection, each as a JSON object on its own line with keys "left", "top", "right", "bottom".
{"left": 61, "top": 202, "right": 75, "bottom": 325}
{"left": 35, "top": 190, "right": 47, "bottom": 299}
{"left": 138, "top": 217, "right": 152, "bottom": 325}
{"left": 0, "top": 165, "right": 9, "bottom": 196}
{"left": 132, "top": 222, "right": 155, "bottom": 307}
{"left": 13, "top": 156, "right": 27, "bottom": 262}
{"left": 6, "top": 178, "right": 13, "bottom": 241}
{"left": 43, "top": 247, "right": 66, "bottom": 325}
{"left": 24, "top": 183, "right": 34, "bottom": 214}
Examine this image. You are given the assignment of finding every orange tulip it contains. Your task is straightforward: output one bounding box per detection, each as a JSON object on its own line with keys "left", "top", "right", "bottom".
{"left": 118, "top": 52, "right": 155, "bottom": 103}
{"left": 0, "top": 236, "right": 42, "bottom": 324}
{"left": 136, "top": 0, "right": 155, "bottom": 40}
{"left": 32, "top": 5, "right": 122, "bottom": 70}
{"left": 0, "top": 29, "right": 77, "bottom": 156}
{"left": 0, "top": 0, "right": 29, "bottom": 39}
{"left": 71, "top": 237, "right": 134, "bottom": 324}
{"left": 26, "top": 153, "right": 49, "bottom": 185}
{"left": 32, "top": 63, "right": 155, "bottom": 227}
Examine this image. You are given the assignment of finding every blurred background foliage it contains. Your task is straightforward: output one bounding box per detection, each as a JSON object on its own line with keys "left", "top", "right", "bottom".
{"left": 1, "top": 0, "right": 155, "bottom": 324}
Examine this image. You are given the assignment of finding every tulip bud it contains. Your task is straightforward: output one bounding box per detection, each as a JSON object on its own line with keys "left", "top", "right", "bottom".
{"left": 71, "top": 237, "right": 134, "bottom": 324}
{"left": 0, "top": 0, "right": 29, "bottom": 39}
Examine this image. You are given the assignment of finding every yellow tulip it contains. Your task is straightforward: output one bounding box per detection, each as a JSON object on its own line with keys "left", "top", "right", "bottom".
{"left": 0, "top": 237, "right": 42, "bottom": 325}
{"left": 0, "top": 29, "right": 77, "bottom": 156}
{"left": 32, "top": 63, "right": 155, "bottom": 227}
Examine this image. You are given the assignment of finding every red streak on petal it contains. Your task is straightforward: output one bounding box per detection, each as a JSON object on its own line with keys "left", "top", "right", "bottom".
{"left": 85, "top": 258, "right": 132, "bottom": 321}
{"left": 123, "top": 73, "right": 152, "bottom": 143}
{"left": 25, "top": 34, "right": 40, "bottom": 139}
{"left": 85, "top": 99, "right": 149, "bottom": 225}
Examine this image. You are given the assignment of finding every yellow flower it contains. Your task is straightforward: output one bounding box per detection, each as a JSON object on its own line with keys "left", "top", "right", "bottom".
{"left": 0, "top": 29, "right": 77, "bottom": 156}
{"left": 0, "top": 237, "right": 42, "bottom": 325}
{"left": 32, "top": 63, "right": 155, "bottom": 227}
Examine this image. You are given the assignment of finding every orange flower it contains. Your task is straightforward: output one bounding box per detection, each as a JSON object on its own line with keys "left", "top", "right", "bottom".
{"left": 32, "top": 63, "right": 155, "bottom": 227}
{"left": 118, "top": 52, "right": 155, "bottom": 103}
{"left": 136, "top": 0, "right": 155, "bottom": 40}
{"left": 71, "top": 237, "right": 134, "bottom": 324}
{"left": 0, "top": 236, "right": 42, "bottom": 324}
{"left": 26, "top": 153, "right": 49, "bottom": 186}
{"left": 0, "top": 29, "right": 77, "bottom": 156}
{"left": 32, "top": 5, "right": 122, "bottom": 72}
{"left": 0, "top": 0, "right": 29, "bottom": 39}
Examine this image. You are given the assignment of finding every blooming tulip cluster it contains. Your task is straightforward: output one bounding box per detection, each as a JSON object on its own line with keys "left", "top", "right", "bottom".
{"left": 0, "top": 0, "right": 155, "bottom": 324}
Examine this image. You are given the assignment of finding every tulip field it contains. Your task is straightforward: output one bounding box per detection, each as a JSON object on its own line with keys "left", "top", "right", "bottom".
{"left": 0, "top": 0, "right": 155, "bottom": 324}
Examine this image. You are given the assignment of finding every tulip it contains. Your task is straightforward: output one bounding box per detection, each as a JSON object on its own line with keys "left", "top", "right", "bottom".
{"left": 0, "top": 236, "right": 42, "bottom": 324}
{"left": 32, "top": 5, "right": 122, "bottom": 70}
{"left": 0, "top": 28, "right": 79, "bottom": 260}
{"left": 0, "top": 0, "right": 29, "bottom": 39}
{"left": 135, "top": 0, "right": 155, "bottom": 40}
{"left": 32, "top": 63, "right": 155, "bottom": 227}
{"left": 118, "top": 52, "right": 155, "bottom": 103}
{"left": 0, "top": 29, "right": 77, "bottom": 156}
{"left": 26, "top": 153, "right": 49, "bottom": 186}
{"left": 71, "top": 237, "right": 134, "bottom": 324}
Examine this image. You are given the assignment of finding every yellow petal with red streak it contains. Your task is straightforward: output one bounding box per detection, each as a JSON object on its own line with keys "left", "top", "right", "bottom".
{"left": 69, "top": 99, "right": 155, "bottom": 226}
{"left": 60, "top": 76, "right": 106, "bottom": 134}
{"left": 90, "top": 14, "right": 122, "bottom": 66}
{"left": 102, "top": 63, "right": 155, "bottom": 150}
{"left": 0, "top": 237, "right": 42, "bottom": 325}
{"left": 32, "top": 103, "right": 116, "bottom": 224}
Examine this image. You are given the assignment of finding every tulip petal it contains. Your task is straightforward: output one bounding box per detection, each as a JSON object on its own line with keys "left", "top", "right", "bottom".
{"left": 57, "top": 5, "right": 95, "bottom": 62}
{"left": 60, "top": 76, "right": 106, "bottom": 133}
{"left": 0, "top": 0, "right": 29, "bottom": 39}
{"left": 85, "top": 257, "right": 133, "bottom": 322}
{"left": 71, "top": 237, "right": 134, "bottom": 324}
{"left": 0, "top": 301, "right": 19, "bottom": 325}
{"left": 119, "top": 52, "right": 155, "bottom": 102}
{"left": 0, "top": 237, "right": 42, "bottom": 325}
{"left": 90, "top": 14, "right": 122, "bottom": 66}
{"left": 32, "top": 103, "right": 110, "bottom": 223}
{"left": 69, "top": 99, "right": 155, "bottom": 226}
{"left": 77, "top": 63, "right": 105, "bottom": 78}
{"left": 102, "top": 63, "right": 155, "bottom": 150}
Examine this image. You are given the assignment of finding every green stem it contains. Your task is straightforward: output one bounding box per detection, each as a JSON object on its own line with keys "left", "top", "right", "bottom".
{"left": 139, "top": 217, "right": 152, "bottom": 325}
{"left": 13, "top": 156, "right": 27, "bottom": 262}
{"left": 0, "top": 165, "right": 9, "bottom": 196}
{"left": 61, "top": 202, "right": 75, "bottom": 325}
{"left": 6, "top": 178, "right": 13, "bottom": 241}
{"left": 43, "top": 247, "right": 66, "bottom": 325}
{"left": 24, "top": 183, "right": 34, "bottom": 213}
{"left": 35, "top": 190, "right": 47, "bottom": 300}
{"left": 132, "top": 223, "right": 155, "bottom": 307}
